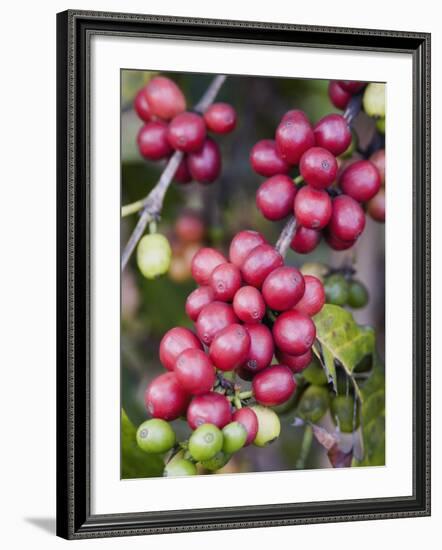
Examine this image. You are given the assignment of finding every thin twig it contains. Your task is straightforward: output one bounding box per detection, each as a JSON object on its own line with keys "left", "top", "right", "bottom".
{"left": 121, "top": 75, "right": 227, "bottom": 270}
{"left": 275, "top": 216, "right": 297, "bottom": 258}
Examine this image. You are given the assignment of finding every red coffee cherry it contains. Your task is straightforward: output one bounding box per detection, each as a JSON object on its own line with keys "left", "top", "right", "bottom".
{"left": 204, "top": 102, "right": 237, "bottom": 134}
{"left": 134, "top": 87, "right": 153, "bottom": 122}
{"left": 191, "top": 247, "right": 227, "bottom": 285}
{"left": 185, "top": 286, "right": 214, "bottom": 321}
{"left": 290, "top": 225, "right": 321, "bottom": 254}
{"left": 281, "top": 109, "right": 310, "bottom": 124}
{"left": 338, "top": 80, "right": 366, "bottom": 94}
{"left": 232, "top": 407, "right": 258, "bottom": 445}
{"left": 275, "top": 110, "right": 315, "bottom": 165}
{"left": 313, "top": 114, "right": 352, "bottom": 156}
{"left": 299, "top": 147, "right": 338, "bottom": 189}
{"left": 340, "top": 160, "right": 381, "bottom": 202}
{"left": 369, "top": 149, "right": 385, "bottom": 185}
{"left": 236, "top": 365, "right": 255, "bottom": 381}
{"left": 229, "top": 230, "right": 267, "bottom": 268}
{"left": 175, "top": 348, "right": 216, "bottom": 395}
{"left": 294, "top": 186, "right": 332, "bottom": 230}
{"left": 325, "top": 231, "right": 357, "bottom": 251}
{"left": 242, "top": 323, "right": 274, "bottom": 373}
{"left": 233, "top": 286, "right": 266, "bottom": 324}
{"left": 174, "top": 157, "right": 192, "bottom": 184}
{"left": 137, "top": 121, "right": 172, "bottom": 160}
{"left": 187, "top": 138, "right": 221, "bottom": 183}
{"left": 187, "top": 392, "right": 232, "bottom": 429}
{"left": 328, "top": 81, "right": 352, "bottom": 110}
{"left": 262, "top": 266, "right": 305, "bottom": 311}
{"left": 273, "top": 310, "right": 316, "bottom": 356}
{"left": 256, "top": 175, "right": 297, "bottom": 221}
{"left": 276, "top": 348, "right": 313, "bottom": 373}
{"left": 328, "top": 195, "right": 366, "bottom": 242}
{"left": 159, "top": 327, "right": 203, "bottom": 371}
{"left": 209, "top": 324, "right": 251, "bottom": 371}
{"left": 241, "top": 244, "right": 284, "bottom": 288}
{"left": 294, "top": 275, "right": 325, "bottom": 317}
{"left": 252, "top": 365, "right": 296, "bottom": 406}
{"left": 145, "top": 372, "right": 190, "bottom": 420}
{"left": 195, "top": 301, "right": 238, "bottom": 345}
{"left": 167, "top": 112, "right": 206, "bottom": 153}
{"left": 209, "top": 262, "right": 242, "bottom": 302}
{"left": 367, "top": 188, "right": 385, "bottom": 222}
{"left": 144, "top": 76, "right": 186, "bottom": 120}
{"left": 250, "top": 139, "right": 290, "bottom": 177}
{"left": 175, "top": 213, "right": 205, "bottom": 243}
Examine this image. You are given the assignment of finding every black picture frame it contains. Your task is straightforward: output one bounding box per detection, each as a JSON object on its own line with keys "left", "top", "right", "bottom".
{"left": 56, "top": 9, "right": 431, "bottom": 540}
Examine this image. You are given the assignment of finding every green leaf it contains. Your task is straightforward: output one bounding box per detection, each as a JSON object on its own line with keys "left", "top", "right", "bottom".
{"left": 121, "top": 409, "right": 164, "bottom": 479}
{"left": 313, "top": 304, "right": 375, "bottom": 400}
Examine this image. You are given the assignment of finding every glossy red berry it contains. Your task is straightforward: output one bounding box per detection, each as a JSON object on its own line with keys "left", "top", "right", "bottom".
{"left": 144, "top": 76, "right": 186, "bottom": 120}
{"left": 262, "top": 266, "right": 305, "bottom": 311}
{"left": 209, "top": 324, "right": 251, "bottom": 371}
{"left": 252, "top": 365, "right": 296, "bottom": 406}
{"left": 294, "top": 186, "right": 332, "bottom": 230}
{"left": 167, "top": 112, "right": 206, "bottom": 153}
{"left": 174, "top": 348, "right": 215, "bottom": 395}
{"left": 174, "top": 157, "right": 192, "bottom": 184}
{"left": 204, "top": 103, "right": 237, "bottom": 134}
{"left": 367, "top": 188, "right": 385, "bottom": 222}
{"left": 250, "top": 139, "right": 290, "bottom": 177}
{"left": 134, "top": 87, "right": 153, "bottom": 122}
{"left": 275, "top": 110, "right": 315, "bottom": 165}
{"left": 290, "top": 225, "right": 321, "bottom": 254}
{"left": 338, "top": 80, "right": 366, "bottom": 94}
{"left": 241, "top": 244, "right": 284, "bottom": 288}
{"left": 187, "top": 392, "right": 232, "bottom": 429}
{"left": 175, "top": 213, "right": 205, "bottom": 242}
{"left": 145, "top": 372, "right": 190, "bottom": 420}
{"left": 325, "top": 231, "right": 357, "bottom": 251}
{"left": 232, "top": 407, "right": 258, "bottom": 446}
{"left": 273, "top": 310, "right": 316, "bottom": 356}
{"left": 256, "top": 175, "right": 297, "bottom": 221}
{"left": 314, "top": 114, "right": 352, "bottom": 156}
{"left": 276, "top": 348, "right": 313, "bottom": 373}
{"left": 185, "top": 286, "right": 214, "bottom": 321}
{"left": 229, "top": 230, "right": 267, "bottom": 268}
{"left": 187, "top": 138, "right": 221, "bottom": 183}
{"left": 191, "top": 247, "right": 227, "bottom": 285}
{"left": 328, "top": 195, "right": 366, "bottom": 242}
{"left": 328, "top": 81, "right": 352, "bottom": 110}
{"left": 299, "top": 147, "right": 338, "bottom": 189}
{"left": 159, "top": 327, "right": 203, "bottom": 371}
{"left": 137, "top": 121, "right": 172, "bottom": 160}
{"left": 233, "top": 286, "right": 266, "bottom": 324}
{"left": 195, "top": 301, "right": 238, "bottom": 345}
{"left": 209, "top": 262, "right": 241, "bottom": 302}
{"left": 242, "top": 323, "right": 274, "bottom": 373}
{"left": 340, "top": 160, "right": 381, "bottom": 202}
{"left": 294, "top": 275, "right": 325, "bottom": 317}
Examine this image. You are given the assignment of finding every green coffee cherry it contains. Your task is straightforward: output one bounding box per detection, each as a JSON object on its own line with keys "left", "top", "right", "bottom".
{"left": 189, "top": 423, "right": 223, "bottom": 461}
{"left": 297, "top": 385, "right": 329, "bottom": 423}
{"left": 136, "top": 418, "right": 176, "bottom": 454}
{"left": 251, "top": 405, "right": 281, "bottom": 447}
{"left": 163, "top": 458, "right": 197, "bottom": 477}
{"left": 324, "top": 274, "right": 349, "bottom": 306}
{"left": 302, "top": 356, "right": 328, "bottom": 386}
{"left": 362, "top": 83, "right": 386, "bottom": 118}
{"left": 201, "top": 451, "right": 231, "bottom": 471}
{"left": 300, "top": 262, "right": 329, "bottom": 283}
{"left": 376, "top": 117, "right": 385, "bottom": 134}
{"left": 136, "top": 233, "right": 172, "bottom": 279}
{"left": 331, "top": 395, "right": 360, "bottom": 433}
{"left": 347, "top": 279, "right": 369, "bottom": 309}
{"left": 222, "top": 422, "right": 247, "bottom": 454}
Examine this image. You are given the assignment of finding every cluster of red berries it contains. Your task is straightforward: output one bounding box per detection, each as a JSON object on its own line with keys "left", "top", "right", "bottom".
{"left": 251, "top": 95, "right": 383, "bottom": 254}
{"left": 134, "top": 76, "right": 236, "bottom": 184}
{"left": 328, "top": 80, "right": 366, "bottom": 111}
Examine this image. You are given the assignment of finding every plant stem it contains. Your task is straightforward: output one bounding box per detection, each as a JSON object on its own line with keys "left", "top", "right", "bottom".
{"left": 294, "top": 174, "right": 304, "bottom": 185}
{"left": 238, "top": 390, "right": 253, "bottom": 400}
{"left": 275, "top": 216, "right": 297, "bottom": 258}
{"left": 344, "top": 94, "right": 362, "bottom": 125}
{"left": 122, "top": 199, "right": 145, "bottom": 217}
{"left": 121, "top": 75, "right": 227, "bottom": 270}
{"left": 295, "top": 423, "right": 313, "bottom": 469}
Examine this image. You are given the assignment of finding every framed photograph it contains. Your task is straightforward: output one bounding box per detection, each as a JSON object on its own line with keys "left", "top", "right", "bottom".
{"left": 56, "top": 10, "right": 431, "bottom": 539}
